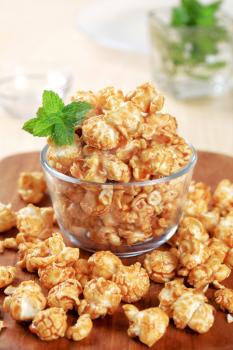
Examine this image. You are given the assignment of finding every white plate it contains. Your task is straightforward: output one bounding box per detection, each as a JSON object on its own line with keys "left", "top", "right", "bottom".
{"left": 76, "top": 0, "right": 172, "bottom": 54}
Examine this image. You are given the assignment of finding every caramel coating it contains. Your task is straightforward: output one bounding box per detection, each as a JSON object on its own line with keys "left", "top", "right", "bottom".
{"left": 47, "top": 279, "right": 82, "bottom": 311}
{"left": 183, "top": 181, "right": 211, "bottom": 217}
{"left": 158, "top": 279, "right": 188, "bottom": 316}
{"left": 177, "top": 217, "right": 209, "bottom": 244}
{"left": 74, "top": 258, "right": 91, "bottom": 287}
{"left": 173, "top": 291, "right": 215, "bottom": 333}
{"left": 178, "top": 238, "right": 210, "bottom": 270}
{"left": 215, "top": 288, "right": 233, "bottom": 314}
{"left": 66, "top": 314, "right": 93, "bottom": 341}
{"left": 78, "top": 277, "right": 121, "bottom": 319}
{"left": 0, "top": 266, "right": 16, "bottom": 288}
{"left": 17, "top": 232, "right": 76, "bottom": 273}
{"left": 18, "top": 172, "right": 46, "bottom": 204}
{"left": 214, "top": 211, "right": 233, "bottom": 247}
{"left": 123, "top": 304, "right": 169, "bottom": 347}
{"left": 29, "top": 307, "right": 67, "bottom": 341}
{"left": 39, "top": 264, "right": 76, "bottom": 289}
{"left": 125, "top": 82, "right": 164, "bottom": 113}
{"left": 112, "top": 262, "right": 150, "bottom": 303}
{"left": 187, "top": 256, "right": 231, "bottom": 289}
{"left": 143, "top": 249, "right": 178, "bottom": 283}
{"left": 47, "top": 136, "right": 82, "bottom": 173}
{"left": 16, "top": 204, "right": 54, "bottom": 241}
{"left": 0, "top": 238, "right": 17, "bottom": 254}
{"left": 88, "top": 251, "right": 122, "bottom": 280}
{"left": 213, "top": 179, "right": 233, "bottom": 215}
{"left": 0, "top": 203, "right": 16, "bottom": 233}
{"left": 3, "top": 281, "right": 46, "bottom": 321}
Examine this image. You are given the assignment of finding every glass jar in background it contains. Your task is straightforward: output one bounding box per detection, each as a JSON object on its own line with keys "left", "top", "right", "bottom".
{"left": 41, "top": 143, "right": 197, "bottom": 257}
{"left": 148, "top": 10, "right": 233, "bottom": 99}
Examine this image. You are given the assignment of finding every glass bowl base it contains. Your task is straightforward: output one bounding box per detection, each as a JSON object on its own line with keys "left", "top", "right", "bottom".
{"left": 59, "top": 223, "right": 178, "bottom": 257}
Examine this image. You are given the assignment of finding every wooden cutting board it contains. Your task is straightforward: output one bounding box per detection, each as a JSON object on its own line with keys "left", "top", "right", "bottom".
{"left": 0, "top": 150, "right": 233, "bottom": 350}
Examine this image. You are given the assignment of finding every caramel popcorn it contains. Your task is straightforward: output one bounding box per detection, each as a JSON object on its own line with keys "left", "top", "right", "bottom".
{"left": 3, "top": 281, "right": 46, "bottom": 321}
{"left": 214, "top": 211, "right": 233, "bottom": 247}
{"left": 0, "top": 266, "right": 16, "bottom": 288}
{"left": 143, "top": 249, "right": 178, "bottom": 283}
{"left": 183, "top": 181, "right": 211, "bottom": 217}
{"left": 215, "top": 288, "right": 233, "bottom": 314}
{"left": 123, "top": 304, "right": 169, "bottom": 347}
{"left": 78, "top": 277, "right": 121, "bottom": 319}
{"left": 187, "top": 255, "right": 231, "bottom": 289}
{"left": 47, "top": 135, "right": 82, "bottom": 173}
{"left": 16, "top": 204, "right": 54, "bottom": 241}
{"left": 39, "top": 263, "right": 76, "bottom": 289}
{"left": 88, "top": 251, "right": 122, "bottom": 280}
{"left": 178, "top": 237, "right": 210, "bottom": 270}
{"left": 29, "top": 307, "right": 67, "bottom": 341}
{"left": 0, "top": 203, "right": 16, "bottom": 233}
{"left": 66, "top": 314, "right": 93, "bottom": 341}
{"left": 0, "top": 237, "right": 17, "bottom": 254}
{"left": 47, "top": 279, "right": 82, "bottom": 311}
{"left": 172, "top": 291, "right": 215, "bottom": 333}
{"left": 158, "top": 279, "right": 189, "bottom": 316}
{"left": 177, "top": 217, "right": 209, "bottom": 244}
{"left": 112, "top": 262, "right": 150, "bottom": 303}
{"left": 18, "top": 171, "right": 46, "bottom": 204}
{"left": 74, "top": 258, "right": 91, "bottom": 287}
{"left": 213, "top": 179, "right": 233, "bottom": 215}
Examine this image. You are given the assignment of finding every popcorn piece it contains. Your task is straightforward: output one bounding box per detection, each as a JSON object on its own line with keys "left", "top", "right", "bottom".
{"left": 29, "top": 307, "right": 67, "bottom": 341}
{"left": 0, "top": 203, "right": 16, "bottom": 233}
{"left": 97, "top": 87, "right": 124, "bottom": 111}
{"left": 88, "top": 251, "right": 122, "bottom": 280}
{"left": 112, "top": 262, "right": 150, "bottom": 303}
{"left": 39, "top": 264, "right": 76, "bottom": 289}
{"left": 158, "top": 279, "right": 188, "bottom": 316}
{"left": 215, "top": 288, "right": 233, "bottom": 314}
{"left": 198, "top": 208, "right": 220, "bottom": 233}
{"left": 103, "top": 155, "right": 131, "bottom": 182}
{"left": 82, "top": 115, "right": 120, "bottom": 150}
{"left": 78, "top": 277, "right": 121, "bottom": 319}
{"left": 208, "top": 238, "right": 229, "bottom": 262}
{"left": 0, "top": 266, "right": 16, "bottom": 288}
{"left": 224, "top": 248, "right": 233, "bottom": 268}
{"left": 74, "top": 258, "right": 91, "bottom": 287}
{"left": 188, "top": 256, "right": 231, "bottom": 289}
{"left": 66, "top": 314, "right": 93, "bottom": 341}
{"left": 183, "top": 181, "right": 211, "bottom": 217}
{"left": 125, "top": 83, "right": 164, "bottom": 113}
{"left": 0, "top": 320, "right": 5, "bottom": 332}
{"left": 173, "top": 291, "right": 215, "bottom": 333}
{"left": 139, "top": 113, "right": 177, "bottom": 142}
{"left": 47, "top": 136, "right": 82, "bottom": 173}
{"left": 0, "top": 237, "right": 18, "bottom": 254}
{"left": 214, "top": 211, "right": 233, "bottom": 247}
{"left": 18, "top": 172, "right": 46, "bottom": 204}
{"left": 3, "top": 281, "right": 46, "bottom": 321}
{"left": 213, "top": 179, "right": 233, "bottom": 215}
{"left": 178, "top": 238, "right": 210, "bottom": 270}
{"left": 177, "top": 217, "right": 209, "bottom": 244}
{"left": 47, "top": 279, "right": 82, "bottom": 311}
{"left": 16, "top": 204, "right": 54, "bottom": 241}
{"left": 104, "top": 101, "right": 141, "bottom": 139}
{"left": 123, "top": 304, "right": 169, "bottom": 347}
{"left": 17, "top": 232, "right": 67, "bottom": 272}
{"left": 143, "top": 249, "right": 178, "bottom": 283}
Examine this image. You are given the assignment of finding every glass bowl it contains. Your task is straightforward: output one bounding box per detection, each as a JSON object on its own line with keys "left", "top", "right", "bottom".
{"left": 41, "top": 144, "right": 197, "bottom": 257}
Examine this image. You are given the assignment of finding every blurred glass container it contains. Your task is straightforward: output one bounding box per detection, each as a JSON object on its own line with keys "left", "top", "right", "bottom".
{"left": 0, "top": 68, "right": 72, "bottom": 119}
{"left": 148, "top": 10, "right": 233, "bottom": 99}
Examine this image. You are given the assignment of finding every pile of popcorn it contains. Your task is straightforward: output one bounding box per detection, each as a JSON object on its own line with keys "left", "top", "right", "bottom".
{"left": 0, "top": 170, "right": 232, "bottom": 347}
{"left": 44, "top": 83, "right": 195, "bottom": 248}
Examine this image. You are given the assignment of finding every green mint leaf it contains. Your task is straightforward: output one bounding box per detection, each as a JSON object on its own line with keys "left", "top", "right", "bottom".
{"left": 22, "top": 118, "right": 38, "bottom": 133}
{"left": 42, "top": 90, "right": 64, "bottom": 114}
{"left": 171, "top": 7, "right": 189, "bottom": 26}
{"left": 22, "top": 90, "right": 93, "bottom": 146}
{"left": 63, "top": 101, "right": 92, "bottom": 121}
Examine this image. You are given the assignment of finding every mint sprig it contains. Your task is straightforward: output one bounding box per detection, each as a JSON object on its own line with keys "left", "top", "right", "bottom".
{"left": 23, "top": 90, "right": 92, "bottom": 146}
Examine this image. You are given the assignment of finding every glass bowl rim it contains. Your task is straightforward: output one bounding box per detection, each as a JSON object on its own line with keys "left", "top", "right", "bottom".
{"left": 40, "top": 142, "right": 197, "bottom": 187}
{"left": 148, "top": 8, "right": 233, "bottom": 31}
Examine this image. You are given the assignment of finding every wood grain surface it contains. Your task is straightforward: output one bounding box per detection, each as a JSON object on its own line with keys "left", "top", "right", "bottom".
{"left": 0, "top": 151, "right": 233, "bottom": 350}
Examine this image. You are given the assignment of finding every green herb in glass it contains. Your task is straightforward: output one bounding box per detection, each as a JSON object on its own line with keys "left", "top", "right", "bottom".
{"left": 23, "top": 90, "right": 92, "bottom": 146}
{"left": 168, "top": 0, "right": 228, "bottom": 79}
